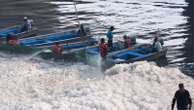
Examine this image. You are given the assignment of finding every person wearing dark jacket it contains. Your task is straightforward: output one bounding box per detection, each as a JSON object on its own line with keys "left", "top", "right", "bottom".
{"left": 172, "top": 83, "right": 192, "bottom": 110}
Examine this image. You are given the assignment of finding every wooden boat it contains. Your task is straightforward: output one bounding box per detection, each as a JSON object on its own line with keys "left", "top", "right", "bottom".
{"left": 0, "top": 25, "right": 96, "bottom": 57}
{"left": 85, "top": 41, "right": 134, "bottom": 66}
{"left": 85, "top": 43, "right": 167, "bottom": 67}
{"left": 0, "top": 43, "right": 39, "bottom": 54}
{"left": 39, "top": 38, "right": 97, "bottom": 60}
{"left": 19, "top": 27, "right": 88, "bottom": 47}
{"left": 0, "top": 25, "right": 37, "bottom": 41}
{"left": 106, "top": 44, "right": 167, "bottom": 64}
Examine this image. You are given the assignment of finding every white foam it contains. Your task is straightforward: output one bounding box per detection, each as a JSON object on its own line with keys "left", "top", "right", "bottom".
{"left": 0, "top": 54, "right": 193, "bottom": 110}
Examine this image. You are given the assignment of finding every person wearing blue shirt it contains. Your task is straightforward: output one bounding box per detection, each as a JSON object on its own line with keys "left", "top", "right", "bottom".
{"left": 106, "top": 26, "right": 115, "bottom": 50}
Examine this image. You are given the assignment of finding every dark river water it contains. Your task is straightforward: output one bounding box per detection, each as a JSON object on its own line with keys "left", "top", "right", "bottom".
{"left": 0, "top": 0, "right": 193, "bottom": 76}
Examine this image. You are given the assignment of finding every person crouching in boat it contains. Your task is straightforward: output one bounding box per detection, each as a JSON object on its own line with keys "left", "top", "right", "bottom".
{"left": 51, "top": 42, "right": 63, "bottom": 54}
{"left": 78, "top": 24, "right": 86, "bottom": 37}
{"left": 99, "top": 38, "right": 108, "bottom": 60}
{"left": 6, "top": 33, "right": 18, "bottom": 45}
{"left": 123, "top": 35, "right": 132, "bottom": 49}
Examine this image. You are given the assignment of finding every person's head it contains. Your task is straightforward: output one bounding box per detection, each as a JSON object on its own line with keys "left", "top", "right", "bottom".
{"left": 24, "top": 16, "right": 28, "bottom": 21}
{"left": 110, "top": 26, "right": 115, "bottom": 31}
{"left": 123, "top": 35, "right": 127, "bottom": 39}
{"left": 100, "top": 38, "right": 105, "bottom": 44}
{"left": 178, "top": 83, "right": 185, "bottom": 91}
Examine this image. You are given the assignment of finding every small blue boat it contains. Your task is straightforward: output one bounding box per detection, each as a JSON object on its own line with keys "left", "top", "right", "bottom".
{"left": 39, "top": 38, "right": 98, "bottom": 59}
{"left": 19, "top": 27, "right": 87, "bottom": 47}
{"left": 107, "top": 44, "right": 167, "bottom": 64}
{"left": 0, "top": 25, "right": 37, "bottom": 40}
{"left": 86, "top": 43, "right": 167, "bottom": 66}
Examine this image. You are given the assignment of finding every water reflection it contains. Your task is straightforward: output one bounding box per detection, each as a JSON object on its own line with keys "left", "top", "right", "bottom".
{"left": 0, "top": 0, "right": 62, "bottom": 34}
{"left": 49, "top": 0, "right": 194, "bottom": 75}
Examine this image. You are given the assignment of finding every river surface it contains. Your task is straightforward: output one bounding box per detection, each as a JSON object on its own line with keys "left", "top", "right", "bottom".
{"left": 0, "top": 0, "right": 194, "bottom": 110}
{"left": 1, "top": 0, "right": 193, "bottom": 75}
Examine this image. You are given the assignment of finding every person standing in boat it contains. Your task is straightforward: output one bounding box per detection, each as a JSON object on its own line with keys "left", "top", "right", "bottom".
{"left": 152, "top": 31, "right": 164, "bottom": 52}
{"left": 51, "top": 42, "right": 63, "bottom": 54}
{"left": 99, "top": 38, "right": 108, "bottom": 60}
{"left": 153, "top": 31, "right": 164, "bottom": 46}
{"left": 20, "top": 16, "right": 34, "bottom": 32}
{"left": 106, "top": 26, "right": 115, "bottom": 50}
{"left": 171, "top": 83, "right": 192, "bottom": 110}
{"left": 78, "top": 24, "right": 86, "bottom": 37}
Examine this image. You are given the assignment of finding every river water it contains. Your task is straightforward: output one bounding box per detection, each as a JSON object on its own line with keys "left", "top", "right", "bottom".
{"left": 0, "top": 0, "right": 193, "bottom": 75}
{"left": 0, "top": 0, "right": 194, "bottom": 109}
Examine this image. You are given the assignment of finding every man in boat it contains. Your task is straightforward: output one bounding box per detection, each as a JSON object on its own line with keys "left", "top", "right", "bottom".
{"left": 6, "top": 33, "right": 18, "bottom": 45}
{"left": 131, "top": 34, "right": 137, "bottom": 45}
{"left": 51, "top": 42, "right": 63, "bottom": 54}
{"left": 99, "top": 38, "right": 108, "bottom": 60}
{"left": 123, "top": 35, "right": 131, "bottom": 49}
{"left": 106, "top": 26, "right": 115, "bottom": 50}
{"left": 171, "top": 83, "right": 192, "bottom": 110}
{"left": 153, "top": 37, "right": 162, "bottom": 52}
{"left": 152, "top": 35, "right": 163, "bottom": 52}
{"left": 20, "top": 16, "right": 33, "bottom": 32}
{"left": 78, "top": 24, "right": 86, "bottom": 37}
{"left": 154, "top": 31, "right": 164, "bottom": 45}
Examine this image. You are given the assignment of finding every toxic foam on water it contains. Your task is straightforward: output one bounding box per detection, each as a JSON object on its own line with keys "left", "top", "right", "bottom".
{"left": 0, "top": 53, "right": 193, "bottom": 110}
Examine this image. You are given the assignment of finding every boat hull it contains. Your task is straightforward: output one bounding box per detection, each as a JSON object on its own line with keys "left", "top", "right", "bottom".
{"left": 85, "top": 43, "right": 167, "bottom": 68}
{"left": 0, "top": 43, "right": 39, "bottom": 54}
{"left": 107, "top": 44, "right": 168, "bottom": 65}
{"left": 0, "top": 25, "right": 37, "bottom": 42}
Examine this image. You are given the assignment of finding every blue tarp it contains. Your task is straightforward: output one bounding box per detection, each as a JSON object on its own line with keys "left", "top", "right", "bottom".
{"left": 112, "top": 48, "right": 146, "bottom": 60}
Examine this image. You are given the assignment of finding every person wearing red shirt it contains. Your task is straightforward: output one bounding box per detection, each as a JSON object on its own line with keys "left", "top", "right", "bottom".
{"left": 51, "top": 42, "right": 63, "bottom": 54}
{"left": 6, "top": 33, "right": 18, "bottom": 45}
{"left": 99, "top": 38, "right": 108, "bottom": 60}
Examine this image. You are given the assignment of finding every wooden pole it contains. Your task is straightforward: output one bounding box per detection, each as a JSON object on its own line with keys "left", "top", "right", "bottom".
{"left": 73, "top": 0, "right": 80, "bottom": 27}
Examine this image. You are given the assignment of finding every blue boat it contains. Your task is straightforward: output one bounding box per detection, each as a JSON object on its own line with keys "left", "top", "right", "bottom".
{"left": 107, "top": 44, "right": 167, "bottom": 64}
{"left": 39, "top": 38, "right": 98, "bottom": 59}
{"left": 86, "top": 43, "right": 167, "bottom": 67}
{"left": 85, "top": 42, "right": 131, "bottom": 66}
{"left": 86, "top": 36, "right": 137, "bottom": 55}
{"left": 19, "top": 27, "right": 88, "bottom": 47}
{"left": 0, "top": 25, "right": 37, "bottom": 40}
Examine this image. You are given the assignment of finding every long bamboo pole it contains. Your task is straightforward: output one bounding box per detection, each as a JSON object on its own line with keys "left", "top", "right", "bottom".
{"left": 73, "top": 0, "right": 80, "bottom": 26}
